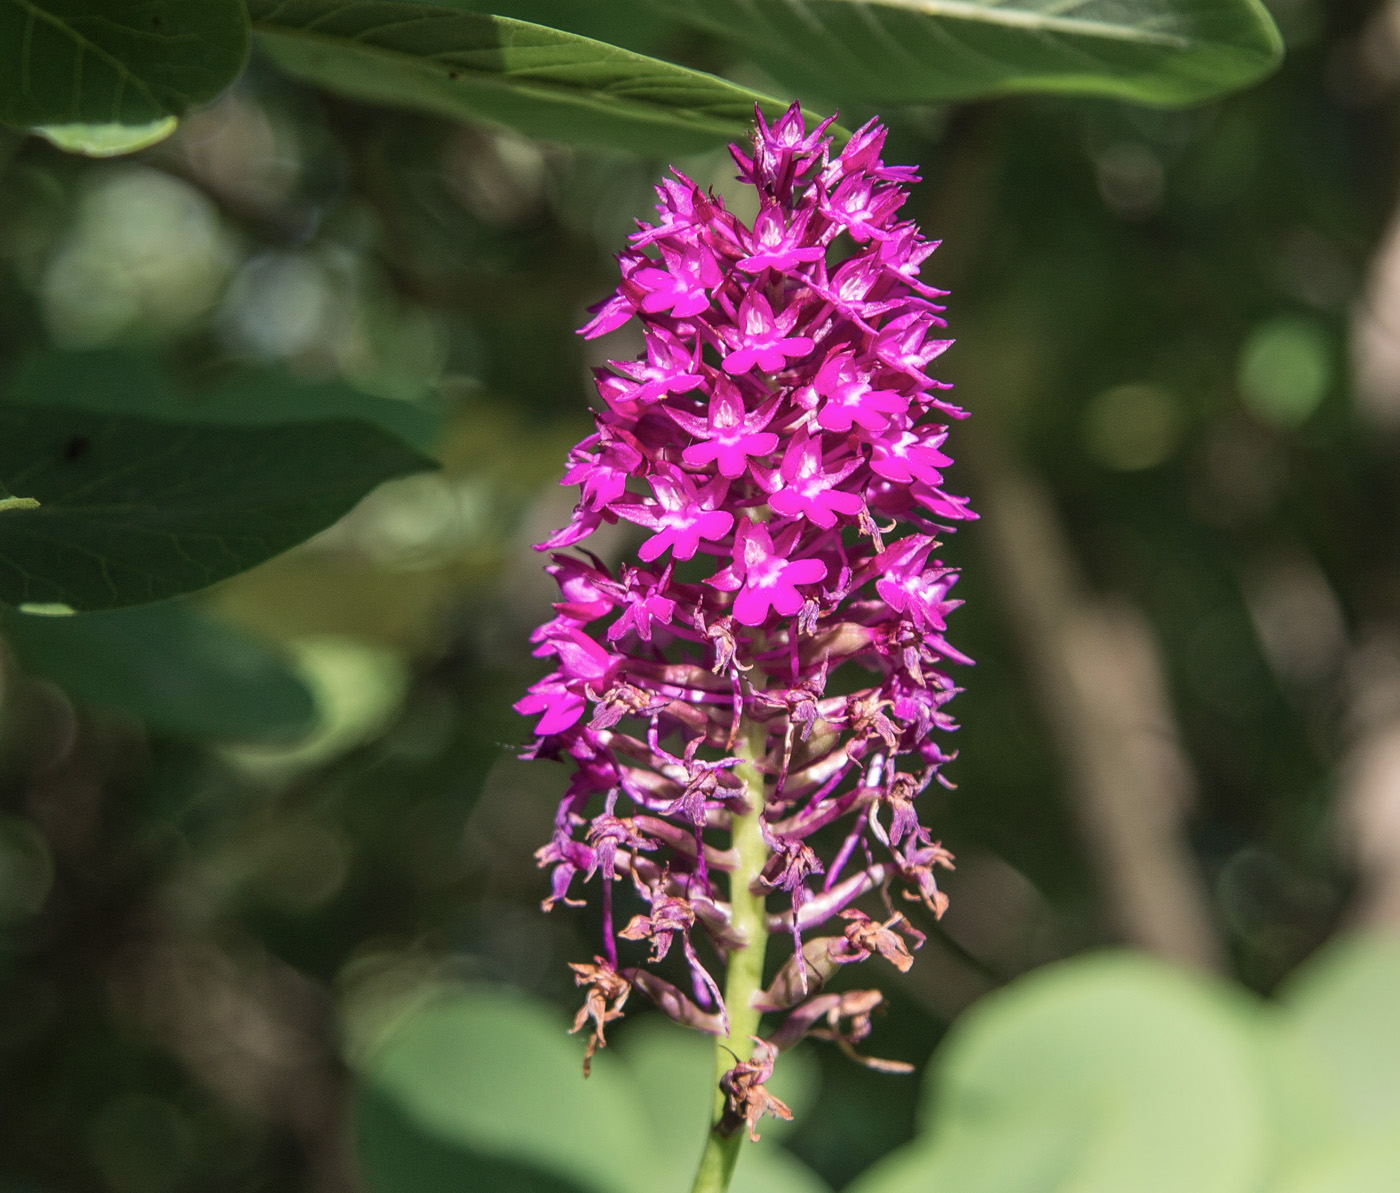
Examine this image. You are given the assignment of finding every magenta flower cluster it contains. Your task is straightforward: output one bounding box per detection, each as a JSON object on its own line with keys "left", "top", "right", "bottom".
{"left": 517, "top": 105, "right": 973, "bottom": 1070}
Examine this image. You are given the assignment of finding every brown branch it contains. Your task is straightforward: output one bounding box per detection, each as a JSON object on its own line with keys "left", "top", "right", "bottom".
{"left": 972, "top": 453, "right": 1225, "bottom": 970}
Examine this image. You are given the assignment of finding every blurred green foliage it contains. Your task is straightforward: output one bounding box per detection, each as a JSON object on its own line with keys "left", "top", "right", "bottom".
{"left": 3, "top": 0, "right": 1400, "bottom": 1191}
{"left": 850, "top": 937, "right": 1400, "bottom": 1193}
{"left": 355, "top": 989, "right": 826, "bottom": 1193}
{"left": 344, "top": 938, "right": 1400, "bottom": 1193}
{"left": 1, "top": 603, "right": 316, "bottom": 742}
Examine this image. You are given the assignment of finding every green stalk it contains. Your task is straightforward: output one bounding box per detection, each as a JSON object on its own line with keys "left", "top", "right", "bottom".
{"left": 688, "top": 715, "right": 771, "bottom": 1193}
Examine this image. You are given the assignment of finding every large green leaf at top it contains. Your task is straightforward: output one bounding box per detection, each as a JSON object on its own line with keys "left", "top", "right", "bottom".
{"left": 437, "top": 0, "right": 684, "bottom": 59}
{"left": 2, "top": 603, "right": 316, "bottom": 742}
{"left": 652, "top": 0, "right": 1284, "bottom": 108}
{"left": 0, "top": 0, "right": 249, "bottom": 128}
{"left": 0, "top": 405, "right": 436, "bottom": 611}
{"left": 245, "top": 0, "right": 825, "bottom": 155}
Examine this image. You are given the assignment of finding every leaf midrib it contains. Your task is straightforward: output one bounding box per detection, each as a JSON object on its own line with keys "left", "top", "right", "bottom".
{"left": 847, "top": 0, "right": 1193, "bottom": 49}
{"left": 249, "top": 12, "right": 764, "bottom": 130}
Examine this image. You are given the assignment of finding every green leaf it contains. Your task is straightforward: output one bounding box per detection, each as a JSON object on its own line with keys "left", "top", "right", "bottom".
{"left": 846, "top": 954, "right": 1271, "bottom": 1193}
{"left": 356, "top": 989, "right": 653, "bottom": 1193}
{"left": 732, "top": 1144, "right": 832, "bottom": 1193}
{"left": 222, "top": 636, "right": 410, "bottom": 775}
{"left": 616, "top": 1019, "right": 826, "bottom": 1192}
{"left": 0, "top": 0, "right": 249, "bottom": 128}
{"left": 840, "top": 1110, "right": 1092, "bottom": 1193}
{"left": 357, "top": 1086, "right": 596, "bottom": 1193}
{"left": 6, "top": 349, "right": 442, "bottom": 450}
{"left": 244, "top": 0, "right": 826, "bottom": 155}
{"left": 4, "top": 349, "right": 168, "bottom": 419}
{"left": 435, "top": 0, "right": 684, "bottom": 59}
{"left": 1250, "top": 1010, "right": 1341, "bottom": 1176}
{"left": 651, "top": 0, "right": 1284, "bottom": 108}
{"left": 1270, "top": 1132, "right": 1400, "bottom": 1193}
{"left": 0, "top": 405, "right": 437, "bottom": 611}
{"left": 353, "top": 988, "right": 828, "bottom": 1193}
{"left": 2, "top": 602, "right": 317, "bottom": 742}
{"left": 1260, "top": 937, "right": 1400, "bottom": 1190}
{"left": 1276, "top": 935, "right": 1400, "bottom": 1139}
{"left": 33, "top": 116, "right": 177, "bottom": 157}
{"left": 202, "top": 372, "right": 442, "bottom": 451}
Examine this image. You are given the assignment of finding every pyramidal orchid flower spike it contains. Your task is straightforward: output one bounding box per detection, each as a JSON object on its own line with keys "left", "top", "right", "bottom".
{"left": 516, "top": 104, "right": 974, "bottom": 1192}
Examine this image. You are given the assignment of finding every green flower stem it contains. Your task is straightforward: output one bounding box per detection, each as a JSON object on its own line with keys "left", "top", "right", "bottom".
{"left": 689, "top": 715, "right": 771, "bottom": 1193}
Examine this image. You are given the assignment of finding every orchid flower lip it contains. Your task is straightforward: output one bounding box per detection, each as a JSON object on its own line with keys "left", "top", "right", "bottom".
{"left": 520, "top": 102, "right": 970, "bottom": 1072}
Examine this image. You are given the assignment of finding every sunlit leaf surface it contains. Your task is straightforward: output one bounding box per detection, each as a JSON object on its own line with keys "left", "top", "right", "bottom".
{"left": 246, "top": 0, "right": 825, "bottom": 154}
{"left": 652, "top": 0, "right": 1283, "bottom": 106}
{"left": 33, "top": 117, "right": 178, "bottom": 157}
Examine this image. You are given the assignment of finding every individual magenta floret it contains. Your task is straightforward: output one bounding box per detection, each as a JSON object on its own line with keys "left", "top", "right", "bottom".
{"left": 517, "top": 104, "right": 973, "bottom": 1086}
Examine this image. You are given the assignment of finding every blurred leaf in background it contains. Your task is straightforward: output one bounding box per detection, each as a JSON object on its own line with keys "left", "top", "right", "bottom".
{"left": 846, "top": 937, "right": 1400, "bottom": 1193}
{"left": 354, "top": 987, "right": 827, "bottom": 1193}
{"left": 1, "top": 603, "right": 317, "bottom": 743}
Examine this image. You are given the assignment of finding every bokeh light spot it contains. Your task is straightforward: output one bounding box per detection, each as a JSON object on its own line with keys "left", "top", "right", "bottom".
{"left": 1083, "top": 383, "right": 1182, "bottom": 470}
{"left": 1237, "top": 315, "right": 1333, "bottom": 428}
{"left": 40, "top": 168, "right": 234, "bottom": 347}
{"left": 1095, "top": 142, "right": 1165, "bottom": 219}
